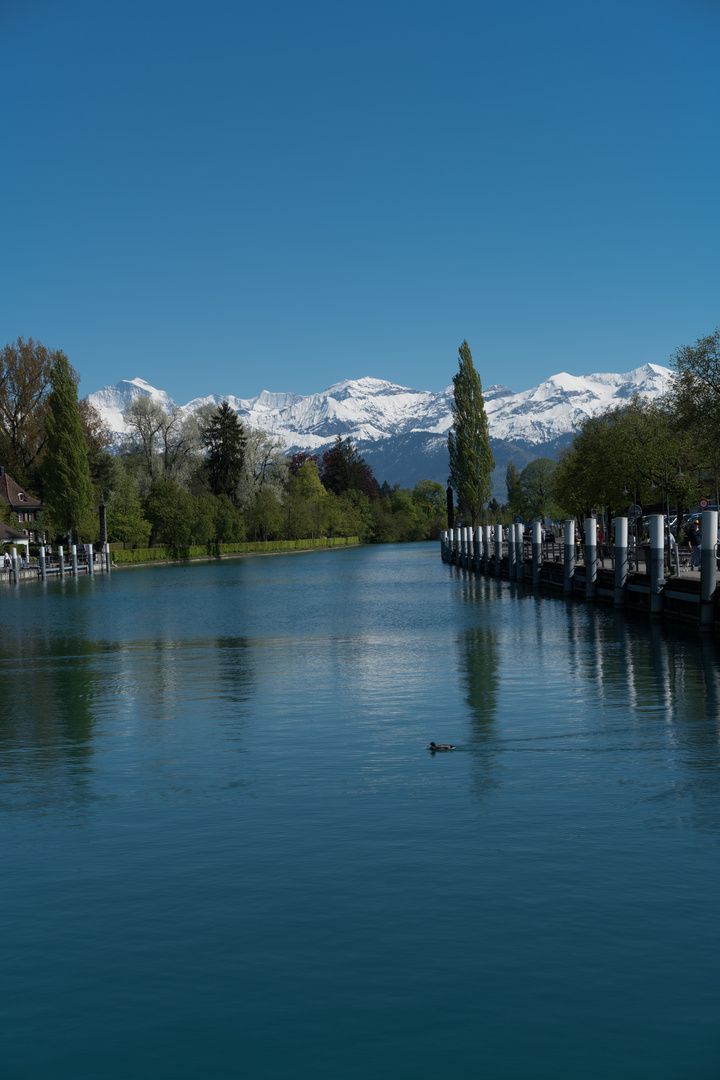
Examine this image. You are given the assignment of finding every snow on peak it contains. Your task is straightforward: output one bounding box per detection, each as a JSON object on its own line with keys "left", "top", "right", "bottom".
{"left": 86, "top": 364, "right": 674, "bottom": 450}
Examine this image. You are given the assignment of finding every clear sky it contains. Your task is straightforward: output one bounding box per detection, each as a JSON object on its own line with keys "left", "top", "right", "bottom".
{"left": 2, "top": 0, "right": 718, "bottom": 404}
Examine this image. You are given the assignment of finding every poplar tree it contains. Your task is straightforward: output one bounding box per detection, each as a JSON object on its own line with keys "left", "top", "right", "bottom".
{"left": 43, "top": 352, "right": 94, "bottom": 539}
{"left": 447, "top": 340, "right": 494, "bottom": 525}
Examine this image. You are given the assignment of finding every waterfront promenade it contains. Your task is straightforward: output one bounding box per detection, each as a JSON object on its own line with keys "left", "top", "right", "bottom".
{"left": 442, "top": 511, "right": 720, "bottom": 633}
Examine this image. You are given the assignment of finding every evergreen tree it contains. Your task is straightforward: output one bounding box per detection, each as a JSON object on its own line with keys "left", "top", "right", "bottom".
{"left": 320, "top": 435, "right": 378, "bottom": 498}
{"left": 200, "top": 401, "right": 247, "bottom": 502}
{"left": 43, "top": 352, "right": 94, "bottom": 539}
{"left": 447, "top": 340, "right": 494, "bottom": 526}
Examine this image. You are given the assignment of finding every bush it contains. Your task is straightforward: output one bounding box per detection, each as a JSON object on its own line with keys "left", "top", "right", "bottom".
{"left": 111, "top": 537, "right": 359, "bottom": 564}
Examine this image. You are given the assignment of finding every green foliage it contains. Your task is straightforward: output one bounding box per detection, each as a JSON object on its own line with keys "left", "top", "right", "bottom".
{"left": 553, "top": 396, "right": 698, "bottom": 518}
{"left": 107, "top": 471, "right": 152, "bottom": 546}
{"left": 447, "top": 340, "right": 494, "bottom": 525}
{"left": 284, "top": 461, "right": 327, "bottom": 539}
{"left": 213, "top": 494, "right": 245, "bottom": 543}
{"left": 145, "top": 480, "right": 196, "bottom": 546}
{"left": 670, "top": 327, "right": 720, "bottom": 468}
{"left": 520, "top": 458, "right": 558, "bottom": 520}
{"left": 43, "top": 352, "right": 94, "bottom": 539}
{"left": 245, "top": 487, "right": 284, "bottom": 541}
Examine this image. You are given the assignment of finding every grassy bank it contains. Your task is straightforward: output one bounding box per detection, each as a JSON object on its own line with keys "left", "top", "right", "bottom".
{"left": 112, "top": 537, "right": 360, "bottom": 565}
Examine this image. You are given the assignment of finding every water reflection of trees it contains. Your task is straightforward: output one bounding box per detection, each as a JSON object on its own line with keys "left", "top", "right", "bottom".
{"left": 453, "top": 567, "right": 720, "bottom": 830}
{"left": 454, "top": 571, "right": 501, "bottom": 800}
{"left": 0, "top": 636, "right": 109, "bottom": 814}
{"left": 0, "top": 633, "right": 256, "bottom": 818}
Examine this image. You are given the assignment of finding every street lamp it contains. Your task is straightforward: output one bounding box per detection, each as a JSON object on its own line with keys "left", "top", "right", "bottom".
{"left": 622, "top": 482, "right": 642, "bottom": 568}
{"left": 663, "top": 458, "right": 683, "bottom": 569}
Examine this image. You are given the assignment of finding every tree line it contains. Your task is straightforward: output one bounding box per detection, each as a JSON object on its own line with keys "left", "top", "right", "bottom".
{"left": 0, "top": 338, "right": 447, "bottom": 547}
{"left": 447, "top": 330, "right": 720, "bottom": 539}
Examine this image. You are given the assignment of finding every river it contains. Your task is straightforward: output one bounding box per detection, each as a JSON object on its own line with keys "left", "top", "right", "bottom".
{"left": 2, "top": 543, "right": 719, "bottom": 1078}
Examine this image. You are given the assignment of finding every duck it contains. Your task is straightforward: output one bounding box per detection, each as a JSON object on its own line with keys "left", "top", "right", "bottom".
{"left": 428, "top": 741, "right": 456, "bottom": 751}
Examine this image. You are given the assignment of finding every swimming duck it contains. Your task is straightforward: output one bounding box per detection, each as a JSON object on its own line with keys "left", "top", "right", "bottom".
{"left": 428, "top": 741, "right": 456, "bottom": 751}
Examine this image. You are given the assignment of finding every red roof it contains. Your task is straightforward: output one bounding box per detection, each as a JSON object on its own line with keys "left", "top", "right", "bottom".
{"left": 0, "top": 469, "right": 45, "bottom": 511}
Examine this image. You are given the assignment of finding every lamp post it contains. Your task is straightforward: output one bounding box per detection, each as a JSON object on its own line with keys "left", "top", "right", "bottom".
{"left": 663, "top": 458, "right": 683, "bottom": 572}
{"left": 622, "top": 482, "right": 641, "bottom": 570}
{"left": 99, "top": 492, "right": 108, "bottom": 547}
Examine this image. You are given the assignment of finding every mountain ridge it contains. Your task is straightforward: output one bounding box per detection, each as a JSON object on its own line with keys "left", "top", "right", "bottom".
{"left": 87, "top": 364, "right": 673, "bottom": 495}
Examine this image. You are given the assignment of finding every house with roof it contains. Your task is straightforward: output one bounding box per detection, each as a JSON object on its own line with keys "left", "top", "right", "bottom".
{"left": 0, "top": 467, "right": 46, "bottom": 544}
{"left": 0, "top": 519, "right": 29, "bottom": 561}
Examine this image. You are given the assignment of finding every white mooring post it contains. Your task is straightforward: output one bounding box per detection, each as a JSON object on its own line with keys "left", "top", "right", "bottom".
{"left": 11, "top": 546, "right": 18, "bottom": 583}
{"left": 105, "top": 542, "right": 112, "bottom": 573}
{"left": 483, "top": 525, "right": 491, "bottom": 573}
{"left": 464, "top": 526, "right": 472, "bottom": 569}
{"left": 649, "top": 514, "right": 664, "bottom": 618}
{"left": 507, "top": 523, "right": 516, "bottom": 581}
{"left": 58, "top": 544, "right": 65, "bottom": 577}
{"left": 700, "top": 509, "right": 718, "bottom": 631}
{"left": 495, "top": 524, "right": 503, "bottom": 577}
{"left": 39, "top": 545, "right": 46, "bottom": 581}
{"left": 474, "top": 526, "right": 482, "bottom": 572}
{"left": 614, "top": 517, "right": 628, "bottom": 607}
{"left": 71, "top": 544, "right": 78, "bottom": 575}
{"left": 516, "top": 523, "right": 524, "bottom": 582}
{"left": 564, "top": 520, "right": 575, "bottom": 595}
{"left": 532, "top": 521, "right": 542, "bottom": 586}
{"left": 585, "top": 518, "right": 597, "bottom": 602}
{"left": 88, "top": 546, "right": 94, "bottom": 575}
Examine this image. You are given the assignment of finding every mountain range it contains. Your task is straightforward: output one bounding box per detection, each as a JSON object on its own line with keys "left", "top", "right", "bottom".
{"left": 87, "top": 364, "right": 673, "bottom": 497}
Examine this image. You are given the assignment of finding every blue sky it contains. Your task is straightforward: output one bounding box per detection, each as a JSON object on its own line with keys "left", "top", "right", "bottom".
{"left": 2, "top": 0, "right": 718, "bottom": 404}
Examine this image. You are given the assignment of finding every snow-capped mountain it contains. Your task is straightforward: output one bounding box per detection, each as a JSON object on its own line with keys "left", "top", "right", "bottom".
{"left": 87, "top": 364, "right": 673, "bottom": 493}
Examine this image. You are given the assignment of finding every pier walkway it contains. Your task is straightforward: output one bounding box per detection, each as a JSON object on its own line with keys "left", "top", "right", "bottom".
{"left": 441, "top": 512, "right": 720, "bottom": 633}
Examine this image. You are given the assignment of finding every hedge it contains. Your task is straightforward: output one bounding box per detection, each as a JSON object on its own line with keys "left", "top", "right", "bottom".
{"left": 111, "top": 537, "right": 360, "bottom": 564}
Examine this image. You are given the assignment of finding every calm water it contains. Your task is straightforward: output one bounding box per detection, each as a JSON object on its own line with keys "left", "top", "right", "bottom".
{"left": 2, "top": 543, "right": 720, "bottom": 1078}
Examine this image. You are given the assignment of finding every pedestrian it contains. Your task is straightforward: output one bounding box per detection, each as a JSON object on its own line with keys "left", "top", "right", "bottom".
{"left": 669, "top": 529, "right": 680, "bottom": 576}
{"left": 688, "top": 522, "right": 701, "bottom": 569}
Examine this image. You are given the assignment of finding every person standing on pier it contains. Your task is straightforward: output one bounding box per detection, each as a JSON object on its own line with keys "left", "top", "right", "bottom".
{"left": 688, "top": 522, "right": 701, "bottom": 569}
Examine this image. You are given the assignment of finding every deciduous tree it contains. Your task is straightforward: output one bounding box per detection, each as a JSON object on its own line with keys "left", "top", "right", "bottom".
{"left": 520, "top": 458, "right": 557, "bottom": 520}
{"left": 0, "top": 337, "right": 73, "bottom": 488}
{"left": 670, "top": 327, "right": 720, "bottom": 466}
